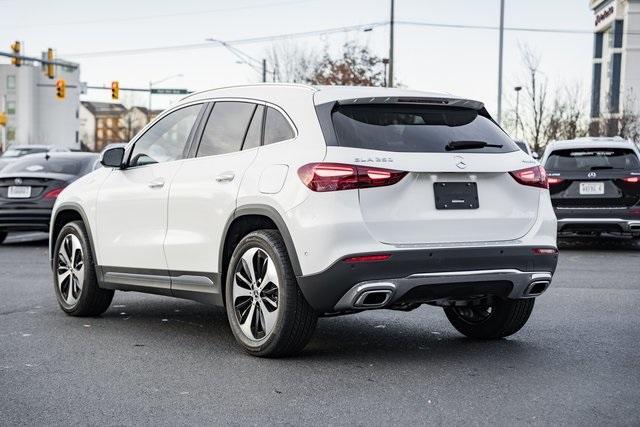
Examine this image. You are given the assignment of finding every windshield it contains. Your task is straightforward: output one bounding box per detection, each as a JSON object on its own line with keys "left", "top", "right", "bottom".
{"left": 1, "top": 148, "right": 48, "bottom": 158}
{"left": 331, "top": 105, "right": 518, "bottom": 153}
{"left": 545, "top": 148, "right": 640, "bottom": 171}
{"left": 2, "top": 155, "right": 90, "bottom": 175}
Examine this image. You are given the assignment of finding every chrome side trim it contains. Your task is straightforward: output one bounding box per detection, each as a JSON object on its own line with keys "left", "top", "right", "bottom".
{"left": 103, "top": 272, "right": 171, "bottom": 289}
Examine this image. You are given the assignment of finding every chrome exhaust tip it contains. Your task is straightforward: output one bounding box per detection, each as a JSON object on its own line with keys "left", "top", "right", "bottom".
{"left": 526, "top": 280, "right": 550, "bottom": 296}
{"left": 353, "top": 289, "right": 394, "bottom": 308}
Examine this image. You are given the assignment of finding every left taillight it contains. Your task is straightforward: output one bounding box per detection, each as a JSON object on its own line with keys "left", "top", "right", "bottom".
{"left": 43, "top": 188, "right": 64, "bottom": 200}
{"left": 298, "top": 163, "right": 408, "bottom": 192}
{"left": 509, "top": 165, "right": 548, "bottom": 189}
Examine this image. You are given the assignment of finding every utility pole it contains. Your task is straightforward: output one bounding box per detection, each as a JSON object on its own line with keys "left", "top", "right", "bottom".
{"left": 497, "top": 0, "right": 505, "bottom": 124}
{"left": 514, "top": 86, "right": 522, "bottom": 138}
{"left": 388, "top": 0, "right": 395, "bottom": 88}
{"left": 262, "top": 59, "right": 267, "bottom": 83}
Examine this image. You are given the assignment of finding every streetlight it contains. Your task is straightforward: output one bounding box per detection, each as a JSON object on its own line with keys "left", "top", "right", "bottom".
{"left": 206, "top": 38, "right": 272, "bottom": 82}
{"left": 148, "top": 73, "right": 183, "bottom": 122}
{"left": 514, "top": 86, "right": 522, "bottom": 138}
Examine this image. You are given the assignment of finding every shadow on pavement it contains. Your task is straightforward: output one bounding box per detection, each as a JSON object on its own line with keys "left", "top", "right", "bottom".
{"left": 3, "top": 232, "right": 49, "bottom": 247}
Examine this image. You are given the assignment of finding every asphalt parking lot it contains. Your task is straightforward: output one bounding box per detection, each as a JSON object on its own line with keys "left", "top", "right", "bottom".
{"left": 1, "top": 233, "right": 639, "bottom": 425}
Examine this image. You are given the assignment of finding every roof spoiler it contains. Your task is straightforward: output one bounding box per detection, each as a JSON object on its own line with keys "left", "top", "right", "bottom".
{"left": 335, "top": 96, "right": 484, "bottom": 110}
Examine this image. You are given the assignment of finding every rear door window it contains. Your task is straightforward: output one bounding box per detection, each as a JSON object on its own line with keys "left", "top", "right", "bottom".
{"left": 197, "top": 102, "right": 256, "bottom": 157}
{"left": 331, "top": 105, "right": 517, "bottom": 153}
{"left": 242, "top": 105, "right": 264, "bottom": 151}
{"left": 545, "top": 148, "right": 640, "bottom": 171}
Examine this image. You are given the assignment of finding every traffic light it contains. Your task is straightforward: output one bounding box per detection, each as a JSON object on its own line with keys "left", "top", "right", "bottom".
{"left": 46, "top": 48, "right": 55, "bottom": 79}
{"left": 10, "top": 41, "right": 21, "bottom": 66}
{"left": 111, "top": 81, "right": 119, "bottom": 100}
{"left": 55, "top": 79, "right": 66, "bottom": 99}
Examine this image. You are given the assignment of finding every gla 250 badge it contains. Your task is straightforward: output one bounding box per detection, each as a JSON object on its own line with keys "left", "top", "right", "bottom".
{"left": 354, "top": 157, "right": 394, "bottom": 163}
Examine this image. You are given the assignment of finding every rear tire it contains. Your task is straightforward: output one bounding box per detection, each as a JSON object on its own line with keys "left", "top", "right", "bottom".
{"left": 0, "top": 231, "right": 7, "bottom": 244}
{"left": 443, "top": 298, "right": 535, "bottom": 339}
{"left": 225, "top": 229, "right": 317, "bottom": 357}
{"left": 53, "top": 221, "right": 114, "bottom": 316}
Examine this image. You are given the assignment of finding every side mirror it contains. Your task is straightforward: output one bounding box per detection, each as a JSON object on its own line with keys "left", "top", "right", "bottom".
{"left": 101, "top": 147, "right": 125, "bottom": 168}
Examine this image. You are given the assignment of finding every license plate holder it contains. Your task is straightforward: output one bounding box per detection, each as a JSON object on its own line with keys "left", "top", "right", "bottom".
{"left": 579, "top": 182, "right": 604, "bottom": 195}
{"left": 7, "top": 186, "right": 32, "bottom": 199}
{"left": 434, "top": 182, "right": 479, "bottom": 210}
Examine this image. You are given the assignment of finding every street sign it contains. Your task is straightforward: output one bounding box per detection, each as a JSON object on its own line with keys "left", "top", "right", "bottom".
{"left": 150, "top": 88, "right": 188, "bottom": 95}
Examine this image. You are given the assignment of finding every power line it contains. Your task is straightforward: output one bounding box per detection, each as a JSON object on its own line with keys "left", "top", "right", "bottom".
{"left": 4, "top": 0, "right": 321, "bottom": 29}
{"left": 63, "top": 19, "right": 640, "bottom": 59}
{"left": 63, "top": 22, "right": 388, "bottom": 58}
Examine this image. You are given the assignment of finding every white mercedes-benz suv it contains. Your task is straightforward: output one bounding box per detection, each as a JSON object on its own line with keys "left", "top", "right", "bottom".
{"left": 50, "top": 84, "right": 558, "bottom": 357}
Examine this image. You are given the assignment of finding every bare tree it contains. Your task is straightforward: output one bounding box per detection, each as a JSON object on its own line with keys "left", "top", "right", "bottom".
{"left": 544, "top": 85, "right": 588, "bottom": 143}
{"left": 520, "top": 46, "right": 549, "bottom": 152}
{"left": 266, "top": 42, "right": 318, "bottom": 83}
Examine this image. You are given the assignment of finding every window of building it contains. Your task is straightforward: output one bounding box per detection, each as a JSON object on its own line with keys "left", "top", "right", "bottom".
{"left": 263, "top": 107, "right": 295, "bottom": 145}
{"left": 593, "top": 33, "right": 603, "bottom": 59}
{"left": 591, "top": 63, "right": 602, "bottom": 118}
{"left": 6, "top": 75, "right": 16, "bottom": 90}
{"left": 613, "top": 20, "right": 624, "bottom": 48}
{"left": 6, "top": 127, "right": 15, "bottom": 141}
{"left": 197, "top": 102, "right": 256, "bottom": 157}
{"left": 6, "top": 101, "right": 16, "bottom": 115}
{"left": 609, "top": 53, "right": 622, "bottom": 113}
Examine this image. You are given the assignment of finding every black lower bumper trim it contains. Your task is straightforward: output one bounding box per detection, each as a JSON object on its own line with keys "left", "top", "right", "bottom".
{"left": 297, "top": 246, "right": 558, "bottom": 313}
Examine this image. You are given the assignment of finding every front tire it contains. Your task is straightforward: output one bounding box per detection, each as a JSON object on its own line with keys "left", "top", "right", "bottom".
{"left": 53, "top": 221, "right": 114, "bottom": 316}
{"left": 225, "top": 230, "right": 317, "bottom": 357}
{"left": 443, "top": 298, "right": 535, "bottom": 339}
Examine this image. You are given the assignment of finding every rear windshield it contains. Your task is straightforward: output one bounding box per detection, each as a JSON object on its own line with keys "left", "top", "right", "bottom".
{"left": 545, "top": 148, "right": 640, "bottom": 171}
{"left": 331, "top": 105, "right": 518, "bottom": 153}
{"left": 2, "top": 156, "right": 90, "bottom": 175}
{"left": 1, "top": 148, "right": 48, "bottom": 158}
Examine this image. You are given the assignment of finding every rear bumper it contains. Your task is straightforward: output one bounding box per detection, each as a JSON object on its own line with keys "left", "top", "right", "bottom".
{"left": 297, "top": 246, "right": 558, "bottom": 313}
{"left": 0, "top": 208, "right": 53, "bottom": 232}
{"left": 556, "top": 217, "right": 640, "bottom": 235}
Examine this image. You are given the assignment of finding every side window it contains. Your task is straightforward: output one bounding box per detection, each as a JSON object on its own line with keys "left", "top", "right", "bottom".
{"left": 129, "top": 104, "right": 201, "bottom": 167}
{"left": 242, "top": 105, "right": 264, "bottom": 151}
{"left": 197, "top": 102, "right": 256, "bottom": 157}
{"left": 264, "top": 107, "right": 294, "bottom": 145}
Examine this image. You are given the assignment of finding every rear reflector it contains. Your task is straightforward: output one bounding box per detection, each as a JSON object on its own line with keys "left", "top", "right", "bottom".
{"left": 509, "top": 165, "right": 548, "bottom": 189}
{"left": 43, "top": 188, "right": 64, "bottom": 200}
{"left": 298, "top": 163, "right": 407, "bottom": 192}
{"left": 623, "top": 176, "right": 640, "bottom": 183}
{"left": 547, "top": 177, "right": 564, "bottom": 185}
{"left": 343, "top": 254, "right": 391, "bottom": 263}
{"left": 532, "top": 247, "right": 558, "bottom": 255}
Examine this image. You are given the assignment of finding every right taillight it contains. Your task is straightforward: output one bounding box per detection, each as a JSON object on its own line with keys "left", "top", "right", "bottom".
{"left": 298, "top": 163, "right": 407, "bottom": 192}
{"left": 509, "top": 165, "right": 548, "bottom": 189}
{"left": 623, "top": 176, "right": 640, "bottom": 183}
{"left": 547, "top": 177, "right": 564, "bottom": 185}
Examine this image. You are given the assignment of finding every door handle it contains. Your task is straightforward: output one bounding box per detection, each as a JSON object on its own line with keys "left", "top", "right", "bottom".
{"left": 215, "top": 172, "right": 235, "bottom": 183}
{"left": 147, "top": 178, "right": 165, "bottom": 189}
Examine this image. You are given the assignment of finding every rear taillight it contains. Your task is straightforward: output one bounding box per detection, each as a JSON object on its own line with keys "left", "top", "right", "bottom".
{"left": 43, "top": 188, "right": 64, "bottom": 200}
{"left": 532, "top": 247, "right": 558, "bottom": 255}
{"left": 623, "top": 176, "right": 640, "bottom": 183}
{"left": 298, "top": 163, "right": 407, "bottom": 192}
{"left": 547, "top": 177, "right": 564, "bottom": 185}
{"left": 509, "top": 165, "right": 548, "bottom": 189}
{"left": 344, "top": 254, "right": 391, "bottom": 263}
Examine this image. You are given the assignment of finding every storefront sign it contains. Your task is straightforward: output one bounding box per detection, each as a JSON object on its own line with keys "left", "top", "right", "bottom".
{"left": 594, "top": 1, "right": 616, "bottom": 31}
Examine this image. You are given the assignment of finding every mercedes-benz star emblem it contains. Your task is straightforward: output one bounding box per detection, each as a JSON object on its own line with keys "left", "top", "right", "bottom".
{"left": 454, "top": 155, "right": 467, "bottom": 170}
{"left": 587, "top": 171, "right": 597, "bottom": 178}
{"left": 14, "top": 178, "right": 22, "bottom": 185}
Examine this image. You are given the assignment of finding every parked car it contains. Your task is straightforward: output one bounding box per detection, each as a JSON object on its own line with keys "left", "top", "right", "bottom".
{"left": 0, "top": 145, "right": 70, "bottom": 171}
{"left": 541, "top": 137, "right": 640, "bottom": 238}
{"left": 514, "top": 139, "right": 539, "bottom": 159}
{"left": 0, "top": 152, "right": 100, "bottom": 244}
{"left": 49, "top": 84, "right": 558, "bottom": 357}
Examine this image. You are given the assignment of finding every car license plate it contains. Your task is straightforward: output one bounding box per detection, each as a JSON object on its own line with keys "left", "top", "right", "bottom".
{"left": 7, "top": 186, "right": 32, "bottom": 198}
{"left": 579, "top": 182, "right": 604, "bottom": 195}
{"left": 434, "top": 182, "right": 479, "bottom": 209}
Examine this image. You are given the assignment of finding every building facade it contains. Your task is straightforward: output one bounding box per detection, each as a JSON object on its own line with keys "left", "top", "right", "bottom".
{"left": 0, "top": 59, "right": 80, "bottom": 151}
{"left": 590, "top": 0, "right": 640, "bottom": 121}
{"left": 79, "top": 101, "right": 128, "bottom": 152}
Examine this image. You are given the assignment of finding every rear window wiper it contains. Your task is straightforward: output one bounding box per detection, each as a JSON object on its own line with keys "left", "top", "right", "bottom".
{"left": 445, "top": 140, "right": 503, "bottom": 151}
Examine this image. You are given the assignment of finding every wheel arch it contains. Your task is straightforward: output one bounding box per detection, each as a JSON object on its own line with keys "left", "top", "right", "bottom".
{"left": 50, "top": 203, "right": 97, "bottom": 270}
{"left": 219, "top": 205, "right": 302, "bottom": 298}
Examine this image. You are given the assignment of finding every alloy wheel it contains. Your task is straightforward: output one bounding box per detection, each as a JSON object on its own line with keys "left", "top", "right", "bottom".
{"left": 57, "top": 234, "right": 84, "bottom": 306}
{"left": 232, "top": 247, "right": 280, "bottom": 341}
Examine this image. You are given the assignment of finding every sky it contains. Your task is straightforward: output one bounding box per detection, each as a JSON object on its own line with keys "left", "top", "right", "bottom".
{"left": 1, "top": 0, "right": 596, "bottom": 117}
